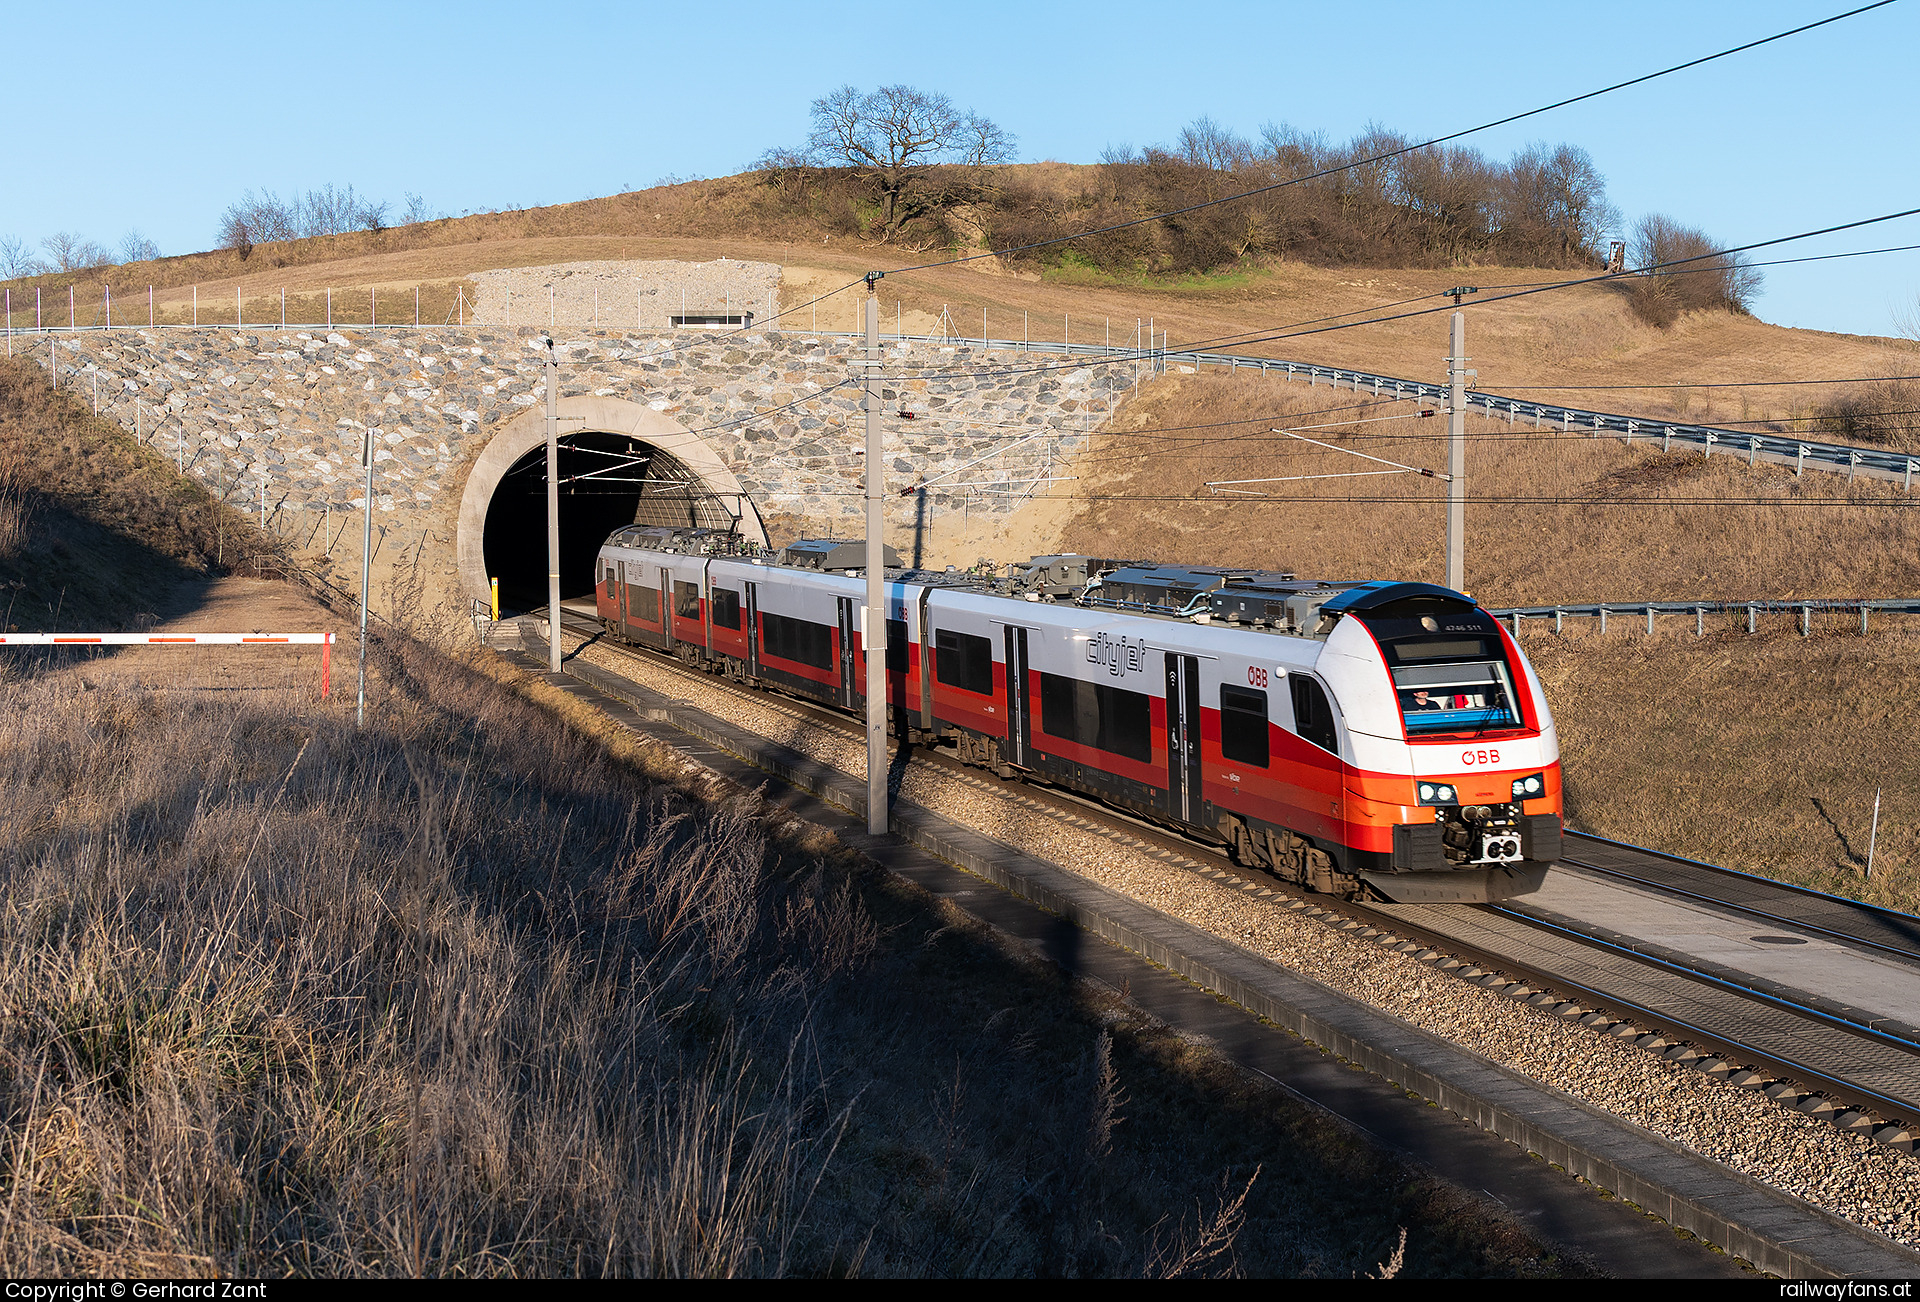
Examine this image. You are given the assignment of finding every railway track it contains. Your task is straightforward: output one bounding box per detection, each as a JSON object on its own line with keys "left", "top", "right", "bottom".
{"left": 1561, "top": 831, "right": 1920, "bottom": 964}
{"left": 543, "top": 607, "right": 1920, "bottom": 1138}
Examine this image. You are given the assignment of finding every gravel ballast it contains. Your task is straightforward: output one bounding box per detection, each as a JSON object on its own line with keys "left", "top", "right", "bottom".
{"left": 565, "top": 631, "right": 1920, "bottom": 1249}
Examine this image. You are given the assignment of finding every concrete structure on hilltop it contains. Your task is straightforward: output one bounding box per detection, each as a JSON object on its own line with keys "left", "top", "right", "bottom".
{"left": 14, "top": 326, "right": 1125, "bottom": 629}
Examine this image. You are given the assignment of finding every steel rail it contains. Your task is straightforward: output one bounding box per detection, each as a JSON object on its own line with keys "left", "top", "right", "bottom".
{"left": 538, "top": 605, "right": 1919, "bottom": 1125}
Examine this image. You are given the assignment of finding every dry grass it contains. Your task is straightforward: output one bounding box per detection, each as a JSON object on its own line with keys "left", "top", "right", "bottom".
{"left": 0, "top": 464, "right": 31, "bottom": 561}
{"left": 0, "top": 633, "right": 1587, "bottom": 1278}
{"left": 1529, "top": 627, "right": 1920, "bottom": 912}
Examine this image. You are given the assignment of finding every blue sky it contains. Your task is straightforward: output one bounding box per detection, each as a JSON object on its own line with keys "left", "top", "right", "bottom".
{"left": 7, "top": 0, "right": 1914, "bottom": 338}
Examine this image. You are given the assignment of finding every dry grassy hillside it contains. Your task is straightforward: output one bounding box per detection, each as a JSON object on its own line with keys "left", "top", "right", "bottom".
{"left": 1533, "top": 630, "right": 1918, "bottom": 910}
{"left": 5, "top": 168, "right": 1907, "bottom": 439}
{"left": 0, "top": 357, "right": 267, "bottom": 632}
{"left": 1050, "top": 372, "right": 1920, "bottom": 608}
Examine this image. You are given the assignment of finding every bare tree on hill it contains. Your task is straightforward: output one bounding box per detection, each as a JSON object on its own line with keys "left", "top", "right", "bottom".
{"left": 776, "top": 84, "right": 1017, "bottom": 242}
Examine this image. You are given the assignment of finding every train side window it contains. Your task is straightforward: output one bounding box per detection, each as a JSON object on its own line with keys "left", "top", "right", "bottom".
{"left": 934, "top": 628, "right": 995, "bottom": 695}
{"left": 1038, "top": 671, "right": 1152, "bottom": 764}
{"left": 886, "top": 618, "right": 909, "bottom": 672}
{"left": 762, "top": 611, "right": 833, "bottom": 670}
{"left": 673, "top": 580, "right": 701, "bottom": 620}
{"left": 1219, "top": 685, "right": 1269, "bottom": 768}
{"left": 1288, "top": 675, "right": 1338, "bottom": 755}
{"left": 710, "top": 587, "right": 741, "bottom": 630}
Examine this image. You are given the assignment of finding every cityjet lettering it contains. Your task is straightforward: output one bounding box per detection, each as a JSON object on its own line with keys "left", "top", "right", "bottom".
{"left": 1087, "top": 631, "right": 1149, "bottom": 678}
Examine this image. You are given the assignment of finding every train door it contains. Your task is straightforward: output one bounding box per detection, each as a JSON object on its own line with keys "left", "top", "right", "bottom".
{"left": 661, "top": 573, "right": 676, "bottom": 649}
{"left": 616, "top": 561, "right": 630, "bottom": 636}
{"left": 1002, "top": 626, "right": 1030, "bottom": 766}
{"left": 1164, "top": 653, "right": 1202, "bottom": 823}
{"left": 837, "top": 597, "right": 857, "bottom": 709}
{"left": 702, "top": 561, "right": 714, "bottom": 654}
{"left": 744, "top": 582, "right": 760, "bottom": 679}
{"left": 916, "top": 589, "right": 936, "bottom": 731}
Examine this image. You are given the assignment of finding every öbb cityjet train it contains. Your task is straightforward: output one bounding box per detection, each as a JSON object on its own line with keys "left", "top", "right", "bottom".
{"left": 594, "top": 527, "right": 1563, "bottom": 903}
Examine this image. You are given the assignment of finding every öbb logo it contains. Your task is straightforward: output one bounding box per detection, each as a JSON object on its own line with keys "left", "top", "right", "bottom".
{"left": 1087, "top": 630, "right": 1148, "bottom": 678}
{"left": 1459, "top": 748, "right": 1500, "bottom": 766}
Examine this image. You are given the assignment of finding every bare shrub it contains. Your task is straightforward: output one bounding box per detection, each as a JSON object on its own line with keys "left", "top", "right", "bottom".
{"left": 217, "top": 210, "right": 254, "bottom": 262}
{"left": 983, "top": 116, "right": 1623, "bottom": 278}
{"left": 217, "top": 185, "right": 393, "bottom": 258}
{"left": 37, "top": 231, "right": 111, "bottom": 273}
{"left": 1808, "top": 377, "right": 1920, "bottom": 451}
{"left": 1500, "top": 143, "right": 1619, "bottom": 264}
{"left": 0, "top": 235, "right": 37, "bottom": 279}
{"left": 117, "top": 231, "right": 160, "bottom": 264}
{"left": 400, "top": 193, "right": 439, "bottom": 226}
{"left": 1142, "top": 1168, "right": 1260, "bottom": 1278}
{"left": 1627, "top": 213, "right": 1762, "bottom": 326}
{"left": 1367, "top": 1227, "right": 1408, "bottom": 1279}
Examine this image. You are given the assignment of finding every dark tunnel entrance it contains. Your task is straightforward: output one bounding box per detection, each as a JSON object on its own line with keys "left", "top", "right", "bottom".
{"left": 481, "top": 431, "right": 739, "bottom": 613}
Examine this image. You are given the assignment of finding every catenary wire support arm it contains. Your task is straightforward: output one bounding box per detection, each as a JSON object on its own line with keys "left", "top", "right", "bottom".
{"left": 1207, "top": 422, "right": 1451, "bottom": 492}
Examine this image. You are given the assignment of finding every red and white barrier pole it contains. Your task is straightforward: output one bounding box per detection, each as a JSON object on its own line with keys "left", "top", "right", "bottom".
{"left": 0, "top": 632, "right": 337, "bottom": 697}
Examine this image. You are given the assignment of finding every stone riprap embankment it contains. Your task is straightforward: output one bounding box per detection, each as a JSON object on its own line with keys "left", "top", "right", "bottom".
{"left": 18, "top": 324, "right": 1122, "bottom": 618}
{"left": 31, "top": 326, "right": 1117, "bottom": 519}
{"left": 468, "top": 259, "right": 782, "bottom": 334}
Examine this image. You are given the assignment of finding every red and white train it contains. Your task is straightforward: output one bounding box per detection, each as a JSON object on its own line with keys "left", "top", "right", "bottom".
{"left": 594, "top": 527, "right": 1563, "bottom": 903}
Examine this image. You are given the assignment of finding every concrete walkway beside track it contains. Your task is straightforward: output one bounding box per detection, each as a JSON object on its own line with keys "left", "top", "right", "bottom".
{"left": 502, "top": 644, "right": 1920, "bottom": 1279}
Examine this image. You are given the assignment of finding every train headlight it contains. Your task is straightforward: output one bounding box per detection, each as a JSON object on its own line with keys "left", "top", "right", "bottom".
{"left": 1512, "top": 773, "right": 1545, "bottom": 799}
{"left": 1417, "top": 782, "right": 1458, "bottom": 806}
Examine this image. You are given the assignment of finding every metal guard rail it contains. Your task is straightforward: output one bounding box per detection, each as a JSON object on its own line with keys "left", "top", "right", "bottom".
{"left": 849, "top": 330, "right": 1920, "bottom": 490}
{"left": 1482, "top": 596, "right": 1920, "bottom": 636}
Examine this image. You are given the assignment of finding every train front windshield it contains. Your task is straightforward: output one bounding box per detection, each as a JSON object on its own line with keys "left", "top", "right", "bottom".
{"left": 1352, "top": 605, "right": 1525, "bottom": 736}
{"left": 1391, "top": 655, "right": 1518, "bottom": 734}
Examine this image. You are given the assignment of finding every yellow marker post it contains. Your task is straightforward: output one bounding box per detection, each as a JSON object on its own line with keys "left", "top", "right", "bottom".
{"left": 489, "top": 577, "right": 500, "bottom": 622}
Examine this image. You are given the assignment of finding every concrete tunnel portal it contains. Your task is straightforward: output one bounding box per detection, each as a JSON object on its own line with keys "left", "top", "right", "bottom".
{"left": 456, "top": 396, "right": 767, "bottom": 615}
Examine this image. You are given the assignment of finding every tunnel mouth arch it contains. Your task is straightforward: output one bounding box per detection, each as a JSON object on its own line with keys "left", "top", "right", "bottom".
{"left": 456, "top": 396, "right": 766, "bottom": 615}
{"left": 481, "top": 434, "right": 744, "bottom": 610}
